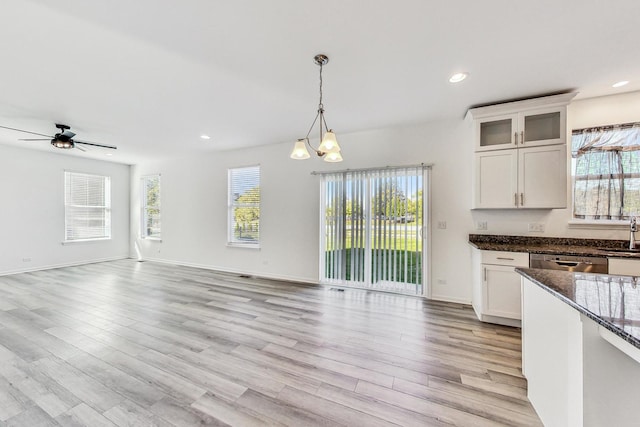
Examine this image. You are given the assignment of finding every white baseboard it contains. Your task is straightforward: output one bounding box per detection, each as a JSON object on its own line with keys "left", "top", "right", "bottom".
{"left": 0, "top": 255, "right": 130, "bottom": 277}
{"left": 139, "top": 256, "right": 319, "bottom": 286}
{"left": 429, "top": 294, "right": 472, "bottom": 305}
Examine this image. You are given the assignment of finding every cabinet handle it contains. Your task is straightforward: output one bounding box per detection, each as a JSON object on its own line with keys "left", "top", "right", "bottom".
{"left": 514, "top": 193, "right": 518, "bottom": 206}
{"left": 520, "top": 130, "right": 525, "bottom": 144}
{"left": 520, "top": 193, "right": 524, "bottom": 206}
{"left": 497, "top": 257, "right": 515, "bottom": 261}
{"left": 514, "top": 131, "right": 518, "bottom": 145}
{"left": 483, "top": 267, "right": 487, "bottom": 281}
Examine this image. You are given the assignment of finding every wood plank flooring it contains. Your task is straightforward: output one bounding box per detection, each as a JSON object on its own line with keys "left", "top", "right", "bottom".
{"left": 0, "top": 260, "right": 542, "bottom": 426}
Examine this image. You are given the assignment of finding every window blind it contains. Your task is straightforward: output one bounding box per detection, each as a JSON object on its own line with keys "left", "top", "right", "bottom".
{"left": 320, "top": 166, "right": 426, "bottom": 295}
{"left": 228, "top": 165, "right": 260, "bottom": 246}
{"left": 64, "top": 171, "right": 111, "bottom": 241}
{"left": 141, "top": 174, "right": 161, "bottom": 239}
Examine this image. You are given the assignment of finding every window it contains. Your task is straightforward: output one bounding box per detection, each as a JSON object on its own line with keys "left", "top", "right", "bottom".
{"left": 64, "top": 171, "right": 111, "bottom": 241}
{"left": 141, "top": 174, "right": 161, "bottom": 239}
{"left": 228, "top": 165, "right": 260, "bottom": 247}
{"left": 572, "top": 123, "right": 640, "bottom": 220}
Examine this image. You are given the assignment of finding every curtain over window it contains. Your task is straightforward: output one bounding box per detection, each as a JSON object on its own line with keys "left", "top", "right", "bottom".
{"left": 64, "top": 171, "right": 111, "bottom": 241}
{"left": 228, "top": 165, "right": 260, "bottom": 247}
{"left": 572, "top": 123, "right": 640, "bottom": 220}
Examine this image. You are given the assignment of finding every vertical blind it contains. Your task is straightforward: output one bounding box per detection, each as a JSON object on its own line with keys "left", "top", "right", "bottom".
{"left": 228, "top": 165, "right": 261, "bottom": 246}
{"left": 141, "top": 174, "right": 161, "bottom": 239}
{"left": 64, "top": 171, "right": 111, "bottom": 241}
{"left": 321, "top": 166, "right": 426, "bottom": 295}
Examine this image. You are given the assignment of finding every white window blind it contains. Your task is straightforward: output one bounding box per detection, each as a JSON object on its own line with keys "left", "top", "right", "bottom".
{"left": 141, "top": 174, "right": 161, "bottom": 239}
{"left": 320, "top": 166, "right": 427, "bottom": 296}
{"left": 228, "top": 165, "right": 260, "bottom": 246}
{"left": 64, "top": 171, "right": 111, "bottom": 241}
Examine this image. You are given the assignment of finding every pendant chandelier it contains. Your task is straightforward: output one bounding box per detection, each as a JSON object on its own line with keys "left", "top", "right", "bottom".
{"left": 290, "top": 54, "right": 343, "bottom": 162}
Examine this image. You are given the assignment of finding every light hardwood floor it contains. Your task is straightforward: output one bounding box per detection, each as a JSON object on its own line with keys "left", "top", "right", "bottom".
{"left": 0, "top": 260, "right": 542, "bottom": 426}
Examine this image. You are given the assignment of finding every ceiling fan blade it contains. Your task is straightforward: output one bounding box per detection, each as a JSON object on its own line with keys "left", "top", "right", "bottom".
{"left": 18, "top": 138, "right": 50, "bottom": 141}
{"left": 60, "top": 130, "right": 76, "bottom": 139}
{"left": 75, "top": 140, "right": 117, "bottom": 150}
{"left": 0, "top": 125, "right": 52, "bottom": 138}
{"left": 74, "top": 145, "right": 87, "bottom": 152}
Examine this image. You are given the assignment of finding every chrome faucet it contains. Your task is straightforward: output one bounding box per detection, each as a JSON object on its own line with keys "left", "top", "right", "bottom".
{"left": 630, "top": 216, "right": 637, "bottom": 249}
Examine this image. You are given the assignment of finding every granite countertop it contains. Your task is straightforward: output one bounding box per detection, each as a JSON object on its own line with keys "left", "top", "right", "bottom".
{"left": 469, "top": 234, "right": 640, "bottom": 259}
{"left": 517, "top": 268, "right": 640, "bottom": 350}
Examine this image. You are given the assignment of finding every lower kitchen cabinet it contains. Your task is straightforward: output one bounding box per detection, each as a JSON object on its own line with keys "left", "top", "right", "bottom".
{"left": 471, "top": 249, "right": 528, "bottom": 326}
{"left": 608, "top": 258, "right": 640, "bottom": 275}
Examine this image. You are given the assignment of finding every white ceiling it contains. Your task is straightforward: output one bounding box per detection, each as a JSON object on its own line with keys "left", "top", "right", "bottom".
{"left": 1, "top": 0, "right": 639, "bottom": 164}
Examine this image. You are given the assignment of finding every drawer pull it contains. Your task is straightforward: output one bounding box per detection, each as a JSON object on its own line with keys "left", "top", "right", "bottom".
{"left": 496, "top": 257, "right": 515, "bottom": 261}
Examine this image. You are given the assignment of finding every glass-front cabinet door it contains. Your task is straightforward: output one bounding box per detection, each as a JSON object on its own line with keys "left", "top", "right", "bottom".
{"left": 475, "top": 106, "right": 566, "bottom": 151}
{"left": 475, "top": 113, "right": 517, "bottom": 151}
{"left": 520, "top": 106, "right": 566, "bottom": 147}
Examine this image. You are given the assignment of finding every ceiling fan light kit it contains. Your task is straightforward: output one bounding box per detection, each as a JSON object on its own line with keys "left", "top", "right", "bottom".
{"left": 290, "top": 54, "right": 343, "bottom": 162}
{"left": 0, "top": 123, "right": 117, "bottom": 151}
{"left": 50, "top": 124, "right": 75, "bottom": 149}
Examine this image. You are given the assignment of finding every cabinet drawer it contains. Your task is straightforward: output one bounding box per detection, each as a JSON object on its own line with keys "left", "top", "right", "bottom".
{"left": 481, "top": 251, "right": 529, "bottom": 267}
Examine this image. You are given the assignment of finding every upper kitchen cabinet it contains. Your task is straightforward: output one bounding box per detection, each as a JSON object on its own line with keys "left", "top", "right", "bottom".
{"left": 474, "top": 144, "right": 567, "bottom": 209}
{"left": 469, "top": 92, "right": 576, "bottom": 209}
{"left": 469, "top": 93, "right": 577, "bottom": 152}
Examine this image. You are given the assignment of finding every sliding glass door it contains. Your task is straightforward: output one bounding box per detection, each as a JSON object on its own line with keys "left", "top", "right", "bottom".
{"left": 320, "top": 166, "right": 428, "bottom": 296}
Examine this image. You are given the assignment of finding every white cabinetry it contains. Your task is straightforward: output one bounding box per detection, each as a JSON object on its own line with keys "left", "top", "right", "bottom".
{"left": 608, "top": 258, "right": 640, "bottom": 275}
{"left": 469, "top": 93, "right": 576, "bottom": 209}
{"left": 475, "top": 105, "right": 567, "bottom": 152}
{"left": 472, "top": 249, "right": 527, "bottom": 326}
{"left": 475, "top": 144, "right": 567, "bottom": 208}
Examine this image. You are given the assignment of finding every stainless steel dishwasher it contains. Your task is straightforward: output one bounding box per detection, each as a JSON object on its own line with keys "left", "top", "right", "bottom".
{"left": 529, "top": 253, "right": 608, "bottom": 274}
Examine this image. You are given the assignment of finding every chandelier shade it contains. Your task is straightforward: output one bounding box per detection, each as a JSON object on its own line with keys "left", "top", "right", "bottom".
{"left": 290, "top": 139, "right": 311, "bottom": 159}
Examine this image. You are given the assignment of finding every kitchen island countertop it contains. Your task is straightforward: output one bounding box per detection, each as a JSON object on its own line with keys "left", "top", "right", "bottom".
{"left": 517, "top": 268, "right": 640, "bottom": 350}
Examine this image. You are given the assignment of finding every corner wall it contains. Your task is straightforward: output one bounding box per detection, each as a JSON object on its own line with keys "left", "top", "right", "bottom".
{"left": 0, "top": 145, "right": 130, "bottom": 275}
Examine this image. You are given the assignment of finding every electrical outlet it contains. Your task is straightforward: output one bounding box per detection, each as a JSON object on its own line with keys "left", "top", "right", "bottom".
{"left": 528, "top": 223, "right": 545, "bottom": 232}
{"left": 22, "top": 258, "right": 31, "bottom": 262}
{"left": 476, "top": 221, "right": 488, "bottom": 231}
{"left": 437, "top": 221, "right": 447, "bottom": 229}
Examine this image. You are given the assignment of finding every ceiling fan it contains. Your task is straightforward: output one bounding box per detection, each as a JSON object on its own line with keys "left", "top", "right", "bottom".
{"left": 0, "top": 123, "right": 117, "bottom": 151}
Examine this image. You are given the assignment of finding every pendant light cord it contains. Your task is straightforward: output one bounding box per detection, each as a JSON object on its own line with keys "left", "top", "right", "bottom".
{"left": 304, "top": 62, "right": 325, "bottom": 144}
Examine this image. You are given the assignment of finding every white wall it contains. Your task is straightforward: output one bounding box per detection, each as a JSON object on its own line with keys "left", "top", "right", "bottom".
{"left": 131, "top": 91, "right": 640, "bottom": 304}
{"left": 130, "top": 118, "right": 474, "bottom": 302}
{"left": 0, "top": 145, "right": 130, "bottom": 275}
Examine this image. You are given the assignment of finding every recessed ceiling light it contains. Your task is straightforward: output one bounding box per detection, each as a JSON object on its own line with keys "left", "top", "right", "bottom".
{"left": 612, "top": 80, "right": 629, "bottom": 88}
{"left": 106, "top": 153, "right": 113, "bottom": 156}
{"left": 200, "top": 134, "right": 211, "bottom": 140}
{"left": 449, "top": 72, "right": 468, "bottom": 83}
